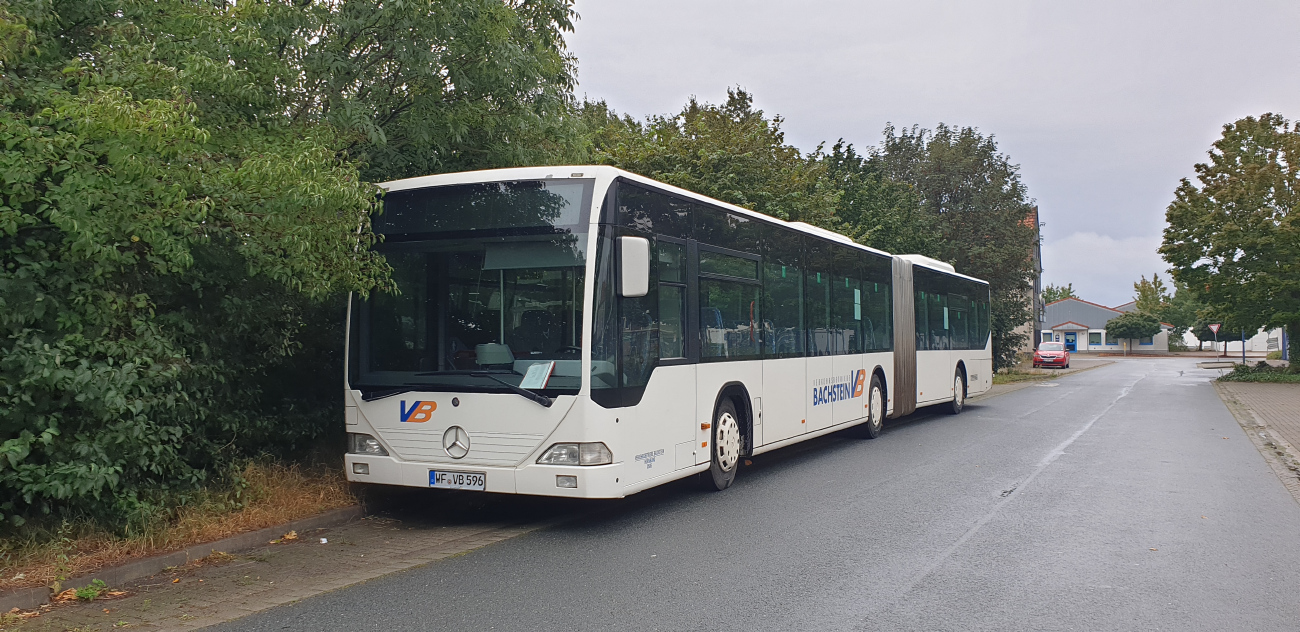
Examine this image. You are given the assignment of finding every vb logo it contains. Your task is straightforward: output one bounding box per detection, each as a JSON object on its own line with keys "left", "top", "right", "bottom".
{"left": 400, "top": 401, "right": 437, "bottom": 423}
{"left": 852, "top": 370, "right": 867, "bottom": 398}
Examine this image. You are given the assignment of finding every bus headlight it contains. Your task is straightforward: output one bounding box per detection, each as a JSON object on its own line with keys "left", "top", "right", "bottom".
{"left": 349, "top": 433, "right": 388, "bottom": 456}
{"left": 537, "top": 442, "right": 613, "bottom": 466}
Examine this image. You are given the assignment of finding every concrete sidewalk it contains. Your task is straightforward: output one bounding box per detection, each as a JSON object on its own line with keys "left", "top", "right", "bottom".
{"left": 1215, "top": 381, "right": 1300, "bottom": 504}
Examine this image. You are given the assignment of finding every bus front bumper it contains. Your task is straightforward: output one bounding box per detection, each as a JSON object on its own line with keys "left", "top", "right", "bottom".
{"left": 344, "top": 454, "right": 626, "bottom": 499}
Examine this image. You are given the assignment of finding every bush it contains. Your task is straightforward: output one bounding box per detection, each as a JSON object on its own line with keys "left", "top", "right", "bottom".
{"left": 1219, "top": 362, "right": 1300, "bottom": 383}
{"left": 1267, "top": 350, "right": 1284, "bottom": 360}
{"left": 0, "top": 0, "right": 581, "bottom": 530}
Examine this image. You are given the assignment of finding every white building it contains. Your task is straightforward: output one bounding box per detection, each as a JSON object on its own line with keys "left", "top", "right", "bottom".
{"left": 1041, "top": 298, "right": 1171, "bottom": 352}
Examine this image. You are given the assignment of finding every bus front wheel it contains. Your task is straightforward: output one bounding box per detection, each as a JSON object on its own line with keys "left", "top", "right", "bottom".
{"left": 706, "top": 399, "right": 742, "bottom": 491}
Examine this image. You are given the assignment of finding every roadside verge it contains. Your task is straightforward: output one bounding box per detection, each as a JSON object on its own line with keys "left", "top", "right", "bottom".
{"left": 0, "top": 506, "right": 363, "bottom": 613}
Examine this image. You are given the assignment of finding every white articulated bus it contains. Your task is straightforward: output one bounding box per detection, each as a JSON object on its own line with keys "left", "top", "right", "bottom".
{"left": 344, "top": 166, "right": 992, "bottom": 496}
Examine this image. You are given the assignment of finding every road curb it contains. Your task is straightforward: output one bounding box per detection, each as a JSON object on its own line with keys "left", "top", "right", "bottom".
{"left": 0, "top": 505, "right": 363, "bottom": 613}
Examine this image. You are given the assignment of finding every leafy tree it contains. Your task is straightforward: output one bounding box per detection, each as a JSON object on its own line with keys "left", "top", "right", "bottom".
{"left": 1161, "top": 280, "right": 1204, "bottom": 339}
{"left": 0, "top": 0, "right": 580, "bottom": 527}
{"left": 584, "top": 90, "right": 840, "bottom": 227}
{"left": 875, "top": 124, "right": 1040, "bottom": 370}
{"left": 1042, "top": 283, "right": 1077, "bottom": 304}
{"left": 1133, "top": 273, "right": 1170, "bottom": 315}
{"left": 1161, "top": 113, "right": 1300, "bottom": 366}
{"left": 819, "top": 141, "right": 941, "bottom": 256}
{"left": 1105, "top": 312, "right": 1162, "bottom": 354}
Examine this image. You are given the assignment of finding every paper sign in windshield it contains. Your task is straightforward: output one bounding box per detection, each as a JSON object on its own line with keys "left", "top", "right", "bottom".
{"left": 519, "top": 361, "right": 556, "bottom": 390}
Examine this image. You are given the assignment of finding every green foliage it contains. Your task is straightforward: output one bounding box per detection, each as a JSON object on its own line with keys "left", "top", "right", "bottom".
{"left": 583, "top": 90, "right": 840, "bottom": 227}
{"left": 1105, "top": 312, "right": 1162, "bottom": 344}
{"left": 1042, "top": 283, "right": 1077, "bottom": 304}
{"left": 0, "top": 0, "right": 579, "bottom": 529}
{"left": 1133, "top": 273, "right": 1170, "bottom": 315}
{"left": 75, "top": 578, "right": 108, "bottom": 601}
{"left": 1161, "top": 113, "right": 1300, "bottom": 364}
{"left": 875, "top": 124, "right": 1040, "bottom": 370}
{"left": 1219, "top": 362, "right": 1300, "bottom": 383}
{"left": 1161, "top": 280, "right": 1204, "bottom": 338}
{"left": 820, "top": 141, "right": 941, "bottom": 256}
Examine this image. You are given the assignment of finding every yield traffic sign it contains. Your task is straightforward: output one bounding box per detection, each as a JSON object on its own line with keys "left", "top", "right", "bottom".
{"left": 1209, "top": 323, "right": 1221, "bottom": 334}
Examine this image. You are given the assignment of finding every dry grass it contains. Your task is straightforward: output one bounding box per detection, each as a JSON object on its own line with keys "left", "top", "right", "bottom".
{"left": 0, "top": 462, "right": 356, "bottom": 592}
{"left": 993, "top": 368, "right": 1061, "bottom": 384}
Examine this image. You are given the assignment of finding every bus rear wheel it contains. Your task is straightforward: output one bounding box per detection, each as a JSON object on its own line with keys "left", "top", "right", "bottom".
{"left": 948, "top": 369, "right": 966, "bottom": 415}
{"left": 706, "top": 399, "right": 742, "bottom": 491}
{"left": 859, "top": 374, "right": 885, "bottom": 439}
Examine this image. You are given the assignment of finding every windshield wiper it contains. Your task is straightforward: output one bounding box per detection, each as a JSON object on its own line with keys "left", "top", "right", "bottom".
{"left": 361, "top": 386, "right": 421, "bottom": 402}
{"left": 470, "top": 372, "right": 553, "bottom": 408}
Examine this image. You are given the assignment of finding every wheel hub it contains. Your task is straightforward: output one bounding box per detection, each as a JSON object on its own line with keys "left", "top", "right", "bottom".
{"left": 870, "top": 386, "right": 883, "bottom": 428}
{"left": 716, "top": 412, "right": 741, "bottom": 472}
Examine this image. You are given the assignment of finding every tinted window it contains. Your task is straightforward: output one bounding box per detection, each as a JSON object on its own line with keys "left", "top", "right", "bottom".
{"left": 862, "top": 253, "right": 892, "bottom": 351}
{"left": 762, "top": 226, "right": 804, "bottom": 358}
{"left": 697, "top": 210, "right": 761, "bottom": 253}
{"left": 700, "top": 250, "right": 758, "bottom": 279}
{"left": 805, "top": 239, "right": 833, "bottom": 356}
{"left": 658, "top": 241, "right": 687, "bottom": 359}
{"left": 700, "top": 280, "right": 761, "bottom": 361}
{"left": 831, "top": 247, "right": 861, "bottom": 355}
{"left": 379, "top": 180, "right": 590, "bottom": 236}
{"left": 914, "top": 266, "right": 989, "bottom": 351}
{"left": 617, "top": 183, "right": 692, "bottom": 239}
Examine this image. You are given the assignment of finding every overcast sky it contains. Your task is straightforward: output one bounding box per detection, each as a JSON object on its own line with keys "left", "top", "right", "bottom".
{"left": 565, "top": 0, "right": 1300, "bottom": 307}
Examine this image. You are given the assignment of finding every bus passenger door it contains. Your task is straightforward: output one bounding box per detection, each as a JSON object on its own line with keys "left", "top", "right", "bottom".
{"left": 763, "top": 357, "right": 805, "bottom": 443}
{"left": 832, "top": 354, "right": 864, "bottom": 426}
{"left": 806, "top": 354, "right": 834, "bottom": 432}
{"left": 805, "top": 253, "right": 834, "bottom": 432}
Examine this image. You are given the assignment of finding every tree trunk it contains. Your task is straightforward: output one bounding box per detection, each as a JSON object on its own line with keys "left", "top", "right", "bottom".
{"left": 1288, "top": 321, "right": 1299, "bottom": 372}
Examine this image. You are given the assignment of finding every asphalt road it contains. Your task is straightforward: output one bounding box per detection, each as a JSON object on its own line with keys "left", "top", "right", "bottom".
{"left": 218, "top": 358, "right": 1300, "bottom": 631}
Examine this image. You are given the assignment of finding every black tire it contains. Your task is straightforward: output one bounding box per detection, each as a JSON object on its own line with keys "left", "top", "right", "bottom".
{"left": 947, "top": 368, "right": 966, "bottom": 415}
{"left": 706, "top": 399, "right": 742, "bottom": 491}
{"left": 858, "top": 373, "right": 885, "bottom": 439}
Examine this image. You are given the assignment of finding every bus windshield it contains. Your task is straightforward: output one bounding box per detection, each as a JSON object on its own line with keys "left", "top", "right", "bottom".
{"left": 350, "top": 180, "right": 592, "bottom": 396}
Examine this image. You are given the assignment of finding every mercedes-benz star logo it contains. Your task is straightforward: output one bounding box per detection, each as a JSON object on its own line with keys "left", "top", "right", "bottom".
{"left": 442, "top": 426, "right": 470, "bottom": 459}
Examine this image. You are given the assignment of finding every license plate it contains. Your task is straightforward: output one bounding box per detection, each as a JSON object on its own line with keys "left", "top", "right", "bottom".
{"left": 429, "top": 470, "right": 486, "bottom": 491}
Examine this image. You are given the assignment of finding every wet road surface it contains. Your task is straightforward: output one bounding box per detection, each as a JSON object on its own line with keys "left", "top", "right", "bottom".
{"left": 217, "top": 358, "right": 1300, "bottom": 631}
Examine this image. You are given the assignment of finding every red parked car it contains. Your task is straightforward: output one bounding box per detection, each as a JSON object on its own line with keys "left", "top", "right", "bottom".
{"left": 1034, "top": 341, "right": 1070, "bottom": 369}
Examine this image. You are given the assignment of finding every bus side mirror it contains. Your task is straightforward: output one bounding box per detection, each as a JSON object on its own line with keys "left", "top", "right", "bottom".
{"left": 619, "top": 236, "right": 650, "bottom": 298}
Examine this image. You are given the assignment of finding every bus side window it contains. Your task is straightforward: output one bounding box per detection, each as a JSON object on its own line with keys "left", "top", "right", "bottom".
{"left": 861, "top": 253, "right": 891, "bottom": 352}
{"left": 761, "top": 227, "right": 804, "bottom": 358}
{"left": 915, "top": 289, "right": 929, "bottom": 351}
{"left": 658, "top": 241, "right": 687, "bottom": 359}
{"left": 805, "top": 239, "right": 832, "bottom": 356}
